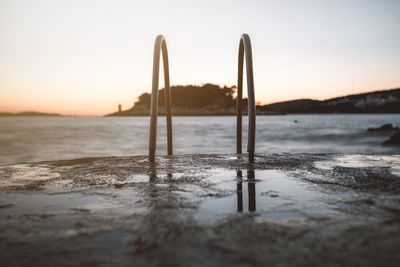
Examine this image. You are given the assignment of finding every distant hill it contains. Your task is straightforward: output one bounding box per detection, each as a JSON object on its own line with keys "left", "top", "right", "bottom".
{"left": 0, "top": 111, "right": 62, "bottom": 117}
{"left": 107, "top": 83, "right": 279, "bottom": 116}
{"left": 107, "top": 85, "right": 400, "bottom": 116}
{"left": 260, "top": 88, "right": 400, "bottom": 114}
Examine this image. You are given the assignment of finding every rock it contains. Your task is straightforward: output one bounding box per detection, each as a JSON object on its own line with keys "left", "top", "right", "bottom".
{"left": 0, "top": 203, "right": 14, "bottom": 209}
{"left": 383, "top": 131, "right": 400, "bottom": 146}
{"left": 1, "top": 154, "right": 400, "bottom": 266}
{"left": 261, "top": 190, "right": 280, "bottom": 197}
{"left": 368, "top": 123, "right": 399, "bottom": 132}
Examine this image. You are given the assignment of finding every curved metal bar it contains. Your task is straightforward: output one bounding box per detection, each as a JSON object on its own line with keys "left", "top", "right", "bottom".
{"left": 236, "top": 34, "right": 256, "bottom": 162}
{"left": 149, "top": 35, "right": 172, "bottom": 162}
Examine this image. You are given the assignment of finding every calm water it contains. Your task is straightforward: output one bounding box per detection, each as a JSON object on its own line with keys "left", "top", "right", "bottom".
{"left": 0, "top": 115, "right": 399, "bottom": 165}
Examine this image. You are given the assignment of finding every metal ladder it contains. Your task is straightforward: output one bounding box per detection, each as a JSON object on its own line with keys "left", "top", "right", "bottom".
{"left": 148, "top": 34, "right": 256, "bottom": 162}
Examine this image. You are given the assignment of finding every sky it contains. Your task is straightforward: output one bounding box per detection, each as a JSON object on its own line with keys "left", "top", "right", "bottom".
{"left": 0, "top": 0, "right": 399, "bottom": 116}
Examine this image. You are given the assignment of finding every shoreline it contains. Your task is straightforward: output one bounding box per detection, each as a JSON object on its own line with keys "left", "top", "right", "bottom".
{"left": 1, "top": 113, "right": 399, "bottom": 118}
{"left": 105, "top": 112, "right": 400, "bottom": 117}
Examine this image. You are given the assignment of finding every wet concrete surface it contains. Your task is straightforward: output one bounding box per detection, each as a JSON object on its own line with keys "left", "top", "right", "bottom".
{"left": 0, "top": 154, "right": 400, "bottom": 267}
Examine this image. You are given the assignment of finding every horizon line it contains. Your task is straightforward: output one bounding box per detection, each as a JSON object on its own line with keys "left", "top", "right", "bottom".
{"left": 1, "top": 84, "right": 399, "bottom": 116}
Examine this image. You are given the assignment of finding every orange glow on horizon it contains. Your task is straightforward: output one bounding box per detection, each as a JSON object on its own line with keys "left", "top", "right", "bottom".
{"left": 2, "top": 81, "right": 400, "bottom": 116}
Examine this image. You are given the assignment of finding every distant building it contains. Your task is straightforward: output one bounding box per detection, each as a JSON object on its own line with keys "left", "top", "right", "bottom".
{"left": 118, "top": 104, "right": 122, "bottom": 113}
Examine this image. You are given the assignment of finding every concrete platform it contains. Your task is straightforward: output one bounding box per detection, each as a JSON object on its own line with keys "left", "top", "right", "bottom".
{"left": 1, "top": 154, "right": 400, "bottom": 267}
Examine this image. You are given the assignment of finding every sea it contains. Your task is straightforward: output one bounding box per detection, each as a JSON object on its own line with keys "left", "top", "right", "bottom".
{"left": 0, "top": 114, "right": 399, "bottom": 165}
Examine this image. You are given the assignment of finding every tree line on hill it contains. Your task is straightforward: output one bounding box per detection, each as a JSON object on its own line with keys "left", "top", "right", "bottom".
{"left": 107, "top": 84, "right": 400, "bottom": 116}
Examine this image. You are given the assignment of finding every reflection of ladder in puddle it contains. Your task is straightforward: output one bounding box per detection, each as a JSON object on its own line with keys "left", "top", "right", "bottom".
{"left": 237, "top": 170, "right": 256, "bottom": 212}
{"left": 148, "top": 34, "right": 256, "bottom": 162}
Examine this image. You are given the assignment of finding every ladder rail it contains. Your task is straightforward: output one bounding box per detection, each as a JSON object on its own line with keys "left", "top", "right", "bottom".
{"left": 236, "top": 34, "right": 256, "bottom": 162}
{"left": 149, "top": 35, "right": 172, "bottom": 162}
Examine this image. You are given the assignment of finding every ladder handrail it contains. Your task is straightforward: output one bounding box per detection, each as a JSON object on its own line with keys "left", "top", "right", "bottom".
{"left": 149, "top": 35, "right": 173, "bottom": 162}
{"left": 236, "top": 34, "right": 256, "bottom": 162}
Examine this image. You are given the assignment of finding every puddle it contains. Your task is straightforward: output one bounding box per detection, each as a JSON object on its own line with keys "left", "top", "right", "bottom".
{"left": 195, "top": 169, "right": 338, "bottom": 223}
{"left": 0, "top": 187, "right": 146, "bottom": 216}
{"left": 2, "top": 157, "right": 394, "bottom": 227}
